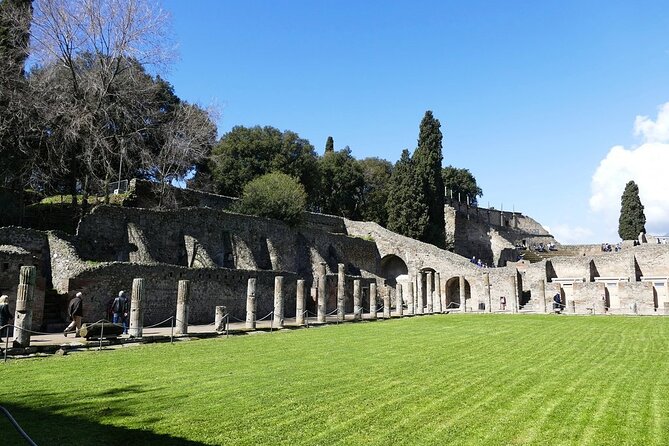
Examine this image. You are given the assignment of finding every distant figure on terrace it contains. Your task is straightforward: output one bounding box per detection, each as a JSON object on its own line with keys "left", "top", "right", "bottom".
{"left": 499, "top": 296, "right": 507, "bottom": 311}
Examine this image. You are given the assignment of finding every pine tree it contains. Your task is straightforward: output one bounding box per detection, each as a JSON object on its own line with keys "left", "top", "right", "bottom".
{"left": 386, "top": 149, "right": 428, "bottom": 239}
{"left": 412, "top": 110, "right": 445, "bottom": 247}
{"left": 324, "top": 136, "right": 334, "bottom": 153}
{"left": 618, "top": 180, "right": 646, "bottom": 240}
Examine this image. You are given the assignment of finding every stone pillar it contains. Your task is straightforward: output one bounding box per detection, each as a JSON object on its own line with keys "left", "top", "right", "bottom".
{"left": 435, "top": 273, "right": 442, "bottom": 313}
{"left": 369, "top": 282, "right": 378, "bottom": 320}
{"left": 395, "top": 283, "right": 403, "bottom": 317}
{"left": 568, "top": 299, "right": 576, "bottom": 314}
{"left": 459, "top": 275, "right": 466, "bottom": 312}
{"left": 538, "top": 280, "right": 547, "bottom": 314}
{"left": 510, "top": 275, "right": 518, "bottom": 314}
{"left": 426, "top": 271, "right": 434, "bottom": 314}
{"left": 317, "top": 263, "right": 327, "bottom": 323}
{"left": 417, "top": 272, "right": 424, "bottom": 315}
{"left": 337, "top": 263, "right": 346, "bottom": 321}
{"left": 484, "top": 273, "right": 492, "bottom": 313}
{"left": 245, "top": 277, "right": 257, "bottom": 330}
{"left": 13, "top": 266, "right": 36, "bottom": 348}
{"left": 129, "top": 277, "right": 145, "bottom": 338}
{"left": 214, "top": 305, "right": 227, "bottom": 332}
{"left": 296, "top": 279, "right": 305, "bottom": 326}
{"left": 407, "top": 280, "right": 415, "bottom": 315}
{"left": 383, "top": 286, "right": 391, "bottom": 319}
{"left": 353, "top": 279, "right": 362, "bottom": 321}
{"left": 175, "top": 279, "right": 190, "bottom": 335}
{"left": 663, "top": 302, "right": 669, "bottom": 316}
{"left": 273, "top": 276, "right": 284, "bottom": 329}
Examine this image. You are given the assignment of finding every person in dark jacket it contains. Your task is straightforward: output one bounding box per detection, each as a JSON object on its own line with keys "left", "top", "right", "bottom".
{"left": 112, "top": 290, "right": 129, "bottom": 334}
{"left": 553, "top": 293, "right": 562, "bottom": 314}
{"left": 0, "top": 294, "right": 12, "bottom": 341}
{"left": 64, "top": 292, "right": 84, "bottom": 337}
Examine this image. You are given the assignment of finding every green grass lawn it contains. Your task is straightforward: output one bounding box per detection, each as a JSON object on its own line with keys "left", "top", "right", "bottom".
{"left": 2, "top": 314, "right": 669, "bottom": 445}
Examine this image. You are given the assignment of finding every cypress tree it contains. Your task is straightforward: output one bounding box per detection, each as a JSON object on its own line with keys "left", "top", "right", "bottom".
{"left": 618, "top": 180, "right": 646, "bottom": 240}
{"left": 386, "top": 149, "right": 428, "bottom": 239}
{"left": 412, "top": 110, "right": 446, "bottom": 248}
{"left": 324, "top": 136, "right": 334, "bottom": 153}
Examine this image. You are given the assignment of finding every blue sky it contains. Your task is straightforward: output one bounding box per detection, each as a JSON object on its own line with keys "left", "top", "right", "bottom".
{"left": 161, "top": 0, "right": 669, "bottom": 244}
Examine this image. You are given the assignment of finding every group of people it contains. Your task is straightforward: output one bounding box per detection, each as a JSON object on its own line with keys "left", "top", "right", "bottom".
{"left": 470, "top": 256, "right": 494, "bottom": 268}
{"left": 63, "top": 290, "right": 130, "bottom": 337}
{"left": 601, "top": 242, "right": 622, "bottom": 252}
{"left": 532, "top": 242, "right": 557, "bottom": 252}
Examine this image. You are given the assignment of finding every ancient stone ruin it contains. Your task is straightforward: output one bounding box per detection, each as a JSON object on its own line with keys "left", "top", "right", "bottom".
{"left": 1, "top": 179, "right": 668, "bottom": 336}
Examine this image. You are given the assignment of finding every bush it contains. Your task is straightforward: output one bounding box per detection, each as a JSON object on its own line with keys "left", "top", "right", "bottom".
{"left": 235, "top": 172, "right": 307, "bottom": 226}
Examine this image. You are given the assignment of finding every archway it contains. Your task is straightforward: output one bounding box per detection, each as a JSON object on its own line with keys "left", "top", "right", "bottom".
{"left": 445, "top": 276, "right": 471, "bottom": 310}
{"left": 380, "top": 255, "right": 408, "bottom": 287}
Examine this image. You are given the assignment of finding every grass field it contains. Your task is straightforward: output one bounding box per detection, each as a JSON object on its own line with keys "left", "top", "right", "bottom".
{"left": 2, "top": 314, "right": 669, "bottom": 445}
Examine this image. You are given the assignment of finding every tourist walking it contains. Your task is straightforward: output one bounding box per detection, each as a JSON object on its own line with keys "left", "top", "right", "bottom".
{"left": 112, "top": 290, "right": 129, "bottom": 334}
{"left": 499, "top": 296, "right": 507, "bottom": 311}
{"left": 64, "top": 292, "right": 84, "bottom": 337}
{"left": 553, "top": 293, "right": 562, "bottom": 314}
{"left": 0, "top": 295, "right": 12, "bottom": 342}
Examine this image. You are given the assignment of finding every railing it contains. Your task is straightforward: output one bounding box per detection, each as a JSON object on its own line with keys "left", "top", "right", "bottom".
{"left": 0, "top": 405, "right": 39, "bottom": 446}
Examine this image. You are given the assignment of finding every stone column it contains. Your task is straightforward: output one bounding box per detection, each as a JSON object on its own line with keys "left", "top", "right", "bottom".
{"left": 426, "top": 271, "right": 434, "bottom": 314}
{"left": 407, "top": 280, "right": 414, "bottom": 315}
{"left": 383, "top": 286, "right": 391, "bottom": 319}
{"left": 395, "top": 283, "right": 403, "bottom": 317}
{"left": 296, "top": 279, "right": 305, "bottom": 326}
{"left": 459, "top": 275, "right": 467, "bottom": 312}
{"left": 129, "top": 277, "right": 145, "bottom": 338}
{"left": 13, "top": 266, "right": 36, "bottom": 348}
{"left": 317, "top": 263, "right": 327, "bottom": 323}
{"left": 509, "top": 275, "right": 518, "bottom": 314}
{"left": 369, "top": 282, "right": 378, "bottom": 320}
{"left": 484, "top": 273, "right": 492, "bottom": 313}
{"left": 417, "top": 272, "right": 424, "bottom": 315}
{"left": 175, "top": 279, "right": 190, "bottom": 335}
{"left": 337, "top": 263, "right": 346, "bottom": 321}
{"left": 245, "top": 277, "right": 257, "bottom": 330}
{"left": 353, "top": 279, "right": 362, "bottom": 321}
{"left": 273, "top": 276, "right": 284, "bottom": 329}
{"left": 435, "top": 273, "right": 442, "bottom": 313}
{"left": 538, "top": 280, "right": 547, "bottom": 313}
{"left": 568, "top": 299, "right": 576, "bottom": 314}
{"left": 214, "top": 305, "right": 227, "bottom": 333}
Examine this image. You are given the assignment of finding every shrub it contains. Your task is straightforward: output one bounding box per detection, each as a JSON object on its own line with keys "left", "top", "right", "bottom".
{"left": 235, "top": 172, "right": 307, "bottom": 226}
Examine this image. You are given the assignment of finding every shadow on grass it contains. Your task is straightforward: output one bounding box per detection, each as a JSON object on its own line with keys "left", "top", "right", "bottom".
{"left": 1, "top": 402, "right": 209, "bottom": 446}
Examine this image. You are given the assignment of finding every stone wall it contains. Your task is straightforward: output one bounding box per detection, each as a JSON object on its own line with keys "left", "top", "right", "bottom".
{"left": 67, "top": 263, "right": 297, "bottom": 326}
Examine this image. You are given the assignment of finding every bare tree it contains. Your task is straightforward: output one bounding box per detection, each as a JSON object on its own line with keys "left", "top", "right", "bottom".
{"left": 27, "top": 0, "right": 184, "bottom": 204}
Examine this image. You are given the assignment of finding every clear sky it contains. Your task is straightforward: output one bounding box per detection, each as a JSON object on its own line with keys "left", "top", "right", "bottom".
{"left": 160, "top": 0, "right": 669, "bottom": 244}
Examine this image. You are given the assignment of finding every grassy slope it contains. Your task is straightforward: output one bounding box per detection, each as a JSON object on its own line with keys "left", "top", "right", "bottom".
{"left": 1, "top": 314, "right": 668, "bottom": 445}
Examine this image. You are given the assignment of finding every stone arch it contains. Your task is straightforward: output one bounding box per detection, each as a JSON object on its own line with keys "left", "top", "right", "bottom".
{"left": 445, "top": 276, "right": 471, "bottom": 310}
{"left": 380, "top": 254, "right": 408, "bottom": 287}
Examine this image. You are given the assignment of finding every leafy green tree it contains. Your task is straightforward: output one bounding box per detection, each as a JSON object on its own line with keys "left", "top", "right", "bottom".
{"left": 442, "top": 166, "right": 483, "bottom": 206}
{"left": 210, "top": 126, "right": 319, "bottom": 204}
{"left": 324, "top": 136, "right": 334, "bottom": 153}
{"left": 386, "top": 149, "right": 429, "bottom": 239}
{"left": 235, "top": 172, "right": 306, "bottom": 226}
{"left": 412, "top": 110, "right": 445, "bottom": 248}
{"left": 357, "top": 157, "right": 393, "bottom": 226}
{"left": 618, "top": 180, "right": 646, "bottom": 240}
{"left": 317, "top": 146, "right": 364, "bottom": 217}
{"left": 0, "top": 0, "right": 34, "bottom": 189}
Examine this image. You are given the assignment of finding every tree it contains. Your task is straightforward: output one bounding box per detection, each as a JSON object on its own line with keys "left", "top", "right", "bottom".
{"left": 0, "top": 0, "right": 35, "bottom": 189}
{"left": 386, "top": 149, "right": 429, "bottom": 239}
{"left": 317, "top": 146, "right": 365, "bottom": 218}
{"left": 412, "top": 111, "right": 445, "bottom": 248}
{"left": 26, "top": 0, "right": 189, "bottom": 204}
{"left": 618, "top": 180, "right": 646, "bottom": 240}
{"left": 357, "top": 157, "right": 393, "bottom": 226}
{"left": 235, "top": 172, "right": 307, "bottom": 226}
{"left": 210, "top": 126, "right": 319, "bottom": 205}
{"left": 442, "top": 166, "right": 483, "bottom": 206}
{"left": 324, "top": 136, "right": 334, "bottom": 153}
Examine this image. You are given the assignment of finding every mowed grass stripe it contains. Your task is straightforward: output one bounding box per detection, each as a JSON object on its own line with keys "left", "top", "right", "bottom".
{"left": 2, "top": 314, "right": 669, "bottom": 445}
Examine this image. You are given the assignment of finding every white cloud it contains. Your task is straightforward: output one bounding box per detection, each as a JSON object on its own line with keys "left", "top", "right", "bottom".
{"left": 590, "top": 102, "right": 669, "bottom": 237}
{"left": 550, "top": 224, "right": 594, "bottom": 245}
